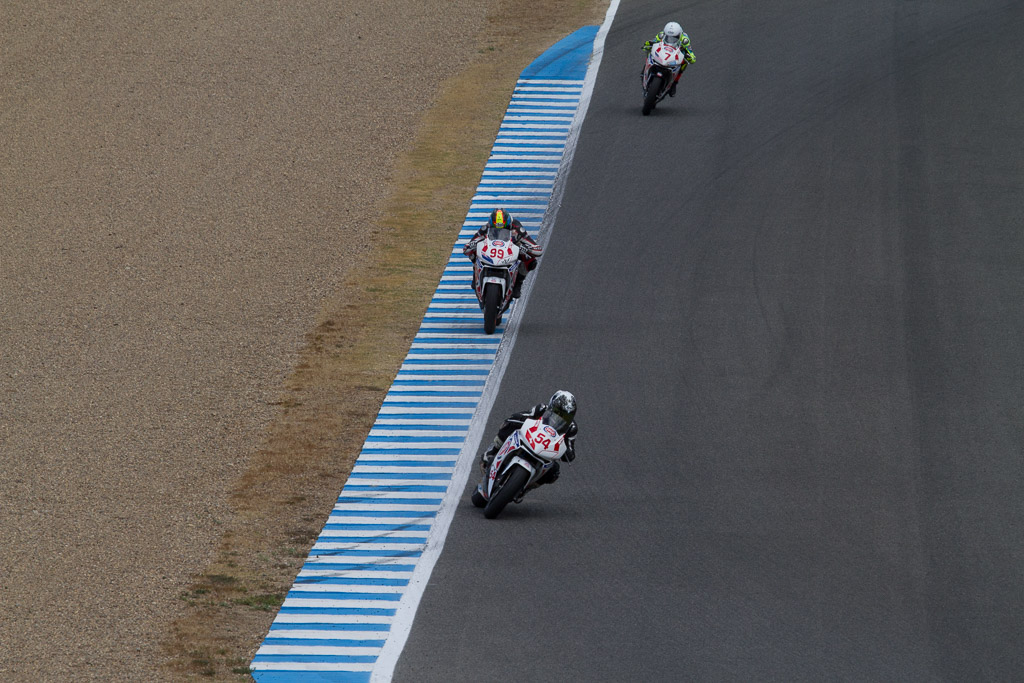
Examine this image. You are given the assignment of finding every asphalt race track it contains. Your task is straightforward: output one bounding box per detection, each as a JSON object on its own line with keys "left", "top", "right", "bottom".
{"left": 395, "top": 1, "right": 1024, "bottom": 680}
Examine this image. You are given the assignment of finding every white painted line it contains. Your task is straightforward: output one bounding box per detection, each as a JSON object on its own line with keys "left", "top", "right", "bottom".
{"left": 496, "top": 129, "right": 571, "bottom": 136}
{"left": 283, "top": 598, "right": 404, "bottom": 609}
{"left": 421, "top": 303, "right": 478, "bottom": 308}
{"left": 484, "top": 161, "right": 562, "bottom": 167}
{"left": 337, "top": 491, "right": 446, "bottom": 501}
{"left": 290, "top": 583, "right": 409, "bottom": 593}
{"left": 392, "top": 373, "right": 485, "bottom": 380}
{"left": 377, "top": 407, "right": 475, "bottom": 414}
{"left": 470, "top": 196, "right": 550, "bottom": 203}
{"left": 330, "top": 504, "right": 439, "bottom": 512}
{"left": 265, "top": 629, "right": 390, "bottom": 640}
{"left": 514, "top": 88, "right": 584, "bottom": 94}
{"left": 328, "top": 518, "right": 435, "bottom": 527}
{"left": 256, "top": 645, "right": 381, "bottom": 656}
{"left": 411, "top": 332, "right": 493, "bottom": 339}
{"left": 272, "top": 614, "right": 394, "bottom": 624}
{"left": 477, "top": 178, "right": 556, "bottom": 185}
{"left": 407, "top": 348, "right": 496, "bottom": 355}
{"left": 382, "top": 394, "right": 481, "bottom": 402}
{"left": 304, "top": 554, "right": 422, "bottom": 565}
{"left": 395, "top": 364, "right": 489, "bottom": 372}
{"left": 402, "top": 354, "right": 493, "bottom": 361}
{"left": 418, "top": 319, "right": 484, "bottom": 324}
{"left": 251, "top": 663, "right": 376, "bottom": 672}
{"left": 343, "top": 482, "right": 447, "bottom": 491}
{"left": 492, "top": 146, "right": 566, "bottom": 153}
{"left": 422, "top": 307, "right": 480, "bottom": 312}
{"left": 386, "top": 380, "right": 488, "bottom": 388}
{"left": 297, "top": 570, "right": 412, "bottom": 579}
{"left": 487, "top": 155, "right": 563, "bottom": 161}
{"left": 368, "top": 421, "right": 470, "bottom": 430}
{"left": 311, "top": 545, "right": 423, "bottom": 555}
{"left": 331, "top": 497, "right": 440, "bottom": 507}
{"left": 368, "top": 430, "right": 466, "bottom": 438}
{"left": 464, "top": 215, "right": 544, "bottom": 220}
{"left": 466, "top": 201, "right": 549, "bottom": 208}
{"left": 373, "top": 421, "right": 470, "bottom": 428}
{"left": 500, "top": 117, "right": 574, "bottom": 123}
{"left": 339, "top": 481, "right": 444, "bottom": 491}
{"left": 350, "top": 466, "right": 453, "bottom": 474}
{"left": 481, "top": 168, "right": 559, "bottom": 174}
{"left": 509, "top": 93, "right": 581, "bottom": 100}
{"left": 515, "top": 78, "right": 585, "bottom": 85}
{"left": 503, "top": 108, "right": 577, "bottom": 115}
{"left": 498, "top": 124, "right": 572, "bottom": 131}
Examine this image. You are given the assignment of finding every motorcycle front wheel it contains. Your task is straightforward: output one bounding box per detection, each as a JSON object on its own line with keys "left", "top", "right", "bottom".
{"left": 483, "top": 466, "right": 530, "bottom": 519}
{"left": 482, "top": 283, "right": 502, "bottom": 334}
{"left": 642, "top": 74, "right": 663, "bottom": 116}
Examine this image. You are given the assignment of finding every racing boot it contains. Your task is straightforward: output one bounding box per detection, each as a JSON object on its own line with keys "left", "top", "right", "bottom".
{"left": 668, "top": 82, "right": 677, "bottom": 97}
{"left": 479, "top": 436, "right": 501, "bottom": 471}
{"left": 512, "top": 273, "right": 527, "bottom": 299}
{"left": 479, "top": 447, "right": 496, "bottom": 471}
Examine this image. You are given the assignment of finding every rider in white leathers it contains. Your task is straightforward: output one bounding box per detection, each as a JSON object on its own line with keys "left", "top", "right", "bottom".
{"left": 480, "top": 390, "right": 578, "bottom": 489}
{"left": 463, "top": 208, "right": 543, "bottom": 298}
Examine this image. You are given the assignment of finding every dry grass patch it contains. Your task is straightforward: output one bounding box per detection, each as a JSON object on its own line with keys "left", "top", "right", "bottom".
{"left": 164, "top": 0, "right": 607, "bottom": 678}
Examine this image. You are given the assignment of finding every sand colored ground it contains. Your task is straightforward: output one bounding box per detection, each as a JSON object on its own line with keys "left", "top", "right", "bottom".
{"left": 0, "top": 0, "right": 605, "bottom": 679}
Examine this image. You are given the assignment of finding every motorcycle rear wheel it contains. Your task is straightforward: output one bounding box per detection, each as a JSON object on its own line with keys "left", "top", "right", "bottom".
{"left": 642, "top": 75, "right": 663, "bottom": 116}
{"left": 482, "top": 283, "right": 502, "bottom": 334}
{"left": 483, "top": 466, "right": 530, "bottom": 519}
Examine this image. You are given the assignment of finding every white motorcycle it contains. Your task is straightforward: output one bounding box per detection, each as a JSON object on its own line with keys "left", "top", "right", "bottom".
{"left": 642, "top": 40, "right": 685, "bottom": 115}
{"left": 472, "top": 225, "right": 521, "bottom": 334}
{"left": 471, "top": 416, "right": 568, "bottom": 519}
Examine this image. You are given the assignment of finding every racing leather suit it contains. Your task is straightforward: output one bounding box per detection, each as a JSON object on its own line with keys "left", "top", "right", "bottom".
{"left": 642, "top": 31, "right": 696, "bottom": 94}
{"left": 480, "top": 403, "right": 577, "bottom": 487}
{"left": 462, "top": 217, "right": 543, "bottom": 297}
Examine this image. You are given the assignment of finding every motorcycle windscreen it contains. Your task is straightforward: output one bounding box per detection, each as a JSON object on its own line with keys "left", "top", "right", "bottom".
{"left": 541, "top": 408, "right": 570, "bottom": 433}
{"left": 487, "top": 226, "right": 512, "bottom": 241}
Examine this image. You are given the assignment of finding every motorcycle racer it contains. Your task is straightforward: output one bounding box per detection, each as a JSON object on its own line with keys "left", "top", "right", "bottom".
{"left": 463, "top": 208, "right": 543, "bottom": 299}
{"left": 480, "top": 391, "right": 577, "bottom": 490}
{"left": 642, "top": 21, "right": 696, "bottom": 97}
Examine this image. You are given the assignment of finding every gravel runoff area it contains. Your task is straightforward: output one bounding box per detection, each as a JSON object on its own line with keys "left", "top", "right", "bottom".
{"left": 0, "top": 1, "right": 509, "bottom": 678}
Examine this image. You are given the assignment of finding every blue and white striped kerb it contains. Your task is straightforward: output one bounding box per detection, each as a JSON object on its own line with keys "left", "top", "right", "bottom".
{"left": 251, "top": 26, "right": 599, "bottom": 682}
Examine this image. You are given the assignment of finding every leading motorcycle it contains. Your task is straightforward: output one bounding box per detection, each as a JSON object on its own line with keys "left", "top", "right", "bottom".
{"left": 471, "top": 416, "right": 568, "bottom": 519}
{"left": 472, "top": 225, "right": 521, "bottom": 334}
{"left": 641, "top": 40, "right": 685, "bottom": 115}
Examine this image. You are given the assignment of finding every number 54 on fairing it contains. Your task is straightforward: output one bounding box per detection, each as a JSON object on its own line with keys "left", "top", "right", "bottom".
{"left": 472, "top": 417, "right": 567, "bottom": 519}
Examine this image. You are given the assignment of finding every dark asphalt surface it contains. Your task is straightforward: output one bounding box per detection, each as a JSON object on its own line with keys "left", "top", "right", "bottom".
{"left": 395, "top": 1, "right": 1024, "bottom": 680}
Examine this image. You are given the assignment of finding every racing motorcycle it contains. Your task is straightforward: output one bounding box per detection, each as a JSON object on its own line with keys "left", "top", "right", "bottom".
{"left": 641, "top": 40, "right": 685, "bottom": 115}
{"left": 471, "top": 416, "right": 568, "bottom": 519}
{"left": 472, "top": 225, "right": 521, "bottom": 334}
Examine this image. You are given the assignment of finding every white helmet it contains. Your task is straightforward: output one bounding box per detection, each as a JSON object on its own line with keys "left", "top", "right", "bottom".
{"left": 663, "top": 21, "right": 683, "bottom": 46}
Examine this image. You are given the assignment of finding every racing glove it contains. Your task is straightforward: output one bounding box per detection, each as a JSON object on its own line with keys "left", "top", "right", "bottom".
{"left": 642, "top": 40, "right": 653, "bottom": 52}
